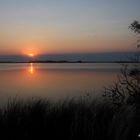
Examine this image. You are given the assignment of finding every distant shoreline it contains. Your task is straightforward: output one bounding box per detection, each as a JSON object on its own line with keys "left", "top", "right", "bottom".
{"left": 0, "top": 60, "right": 139, "bottom": 63}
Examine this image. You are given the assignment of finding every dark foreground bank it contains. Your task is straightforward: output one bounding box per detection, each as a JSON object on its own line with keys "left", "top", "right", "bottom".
{"left": 0, "top": 98, "right": 139, "bottom": 140}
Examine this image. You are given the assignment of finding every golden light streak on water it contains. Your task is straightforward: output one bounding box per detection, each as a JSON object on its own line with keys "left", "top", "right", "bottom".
{"left": 30, "top": 63, "right": 34, "bottom": 74}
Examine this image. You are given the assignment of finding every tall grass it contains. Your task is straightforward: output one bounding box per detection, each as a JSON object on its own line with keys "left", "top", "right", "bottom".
{"left": 0, "top": 98, "right": 139, "bottom": 140}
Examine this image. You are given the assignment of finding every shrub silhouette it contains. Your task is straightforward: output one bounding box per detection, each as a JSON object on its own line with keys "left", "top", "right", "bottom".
{"left": 104, "top": 21, "right": 140, "bottom": 108}
{"left": 103, "top": 21, "right": 140, "bottom": 140}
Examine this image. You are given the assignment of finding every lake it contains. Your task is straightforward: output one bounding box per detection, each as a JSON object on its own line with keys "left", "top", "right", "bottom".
{"left": 0, "top": 63, "right": 121, "bottom": 104}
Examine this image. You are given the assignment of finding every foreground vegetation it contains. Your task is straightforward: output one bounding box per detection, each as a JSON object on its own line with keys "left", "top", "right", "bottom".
{"left": 0, "top": 98, "right": 139, "bottom": 140}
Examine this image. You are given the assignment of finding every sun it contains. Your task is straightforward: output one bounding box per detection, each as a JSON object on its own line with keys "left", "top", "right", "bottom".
{"left": 28, "top": 53, "right": 34, "bottom": 57}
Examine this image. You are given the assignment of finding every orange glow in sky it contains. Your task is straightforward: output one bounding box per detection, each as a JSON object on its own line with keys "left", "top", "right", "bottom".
{"left": 0, "top": 0, "right": 139, "bottom": 55}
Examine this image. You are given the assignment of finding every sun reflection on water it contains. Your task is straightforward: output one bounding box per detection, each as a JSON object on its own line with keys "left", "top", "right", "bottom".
{"left": 30, "top": 63, "right": 34, "bottom": 74}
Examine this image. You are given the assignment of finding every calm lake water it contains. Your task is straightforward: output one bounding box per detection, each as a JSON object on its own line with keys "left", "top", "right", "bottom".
{"left": 0, "top": 63, "right": 121, "bottom": 104}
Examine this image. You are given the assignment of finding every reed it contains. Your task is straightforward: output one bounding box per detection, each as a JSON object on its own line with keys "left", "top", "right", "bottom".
{"left": 0, "top": 98, "right": 139, "bottom": 140}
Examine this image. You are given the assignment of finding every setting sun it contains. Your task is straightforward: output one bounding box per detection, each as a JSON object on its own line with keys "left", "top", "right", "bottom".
{"left": 28, "top": 53, "right": 34, "bottom": 57}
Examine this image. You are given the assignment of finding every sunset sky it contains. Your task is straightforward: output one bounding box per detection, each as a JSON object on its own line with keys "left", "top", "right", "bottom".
{"left": 0, "top": 0, "right": 140, "bottom": 56}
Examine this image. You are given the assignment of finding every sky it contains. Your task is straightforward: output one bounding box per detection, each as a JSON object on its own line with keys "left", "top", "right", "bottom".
{"left": 0, "top": 0, "right": 140, "bottom": 56}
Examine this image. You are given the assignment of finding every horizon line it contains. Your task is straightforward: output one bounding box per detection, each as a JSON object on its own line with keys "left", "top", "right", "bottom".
{"left": 0, "top": 51, "right": 138, "bottom": 56}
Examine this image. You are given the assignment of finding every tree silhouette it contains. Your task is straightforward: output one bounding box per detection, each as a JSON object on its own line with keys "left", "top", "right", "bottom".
{"left": 104, "top": 21, "right": 140, "bottom": 108}
{"left": 129, "top": 21, "right": 140, "bottom": 33}
{"left": 129, "top": 20, "right": 140, "bottom": 48}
